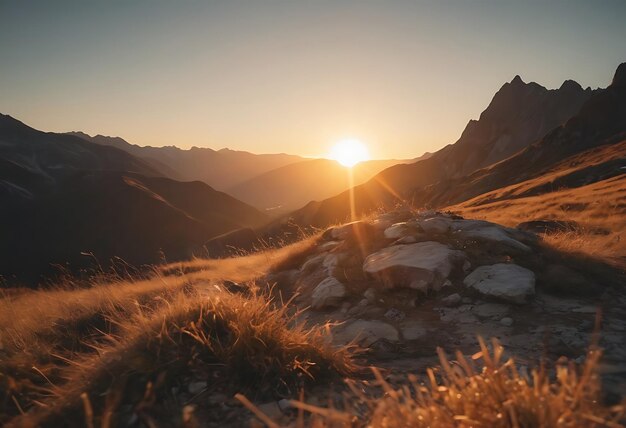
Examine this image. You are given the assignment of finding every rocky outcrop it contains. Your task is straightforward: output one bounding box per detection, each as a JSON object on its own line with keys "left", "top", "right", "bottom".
{"left": 261, "top": 208, "right": 624, "bottom": 376}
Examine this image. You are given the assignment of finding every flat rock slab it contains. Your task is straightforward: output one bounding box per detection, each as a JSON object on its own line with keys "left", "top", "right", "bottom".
{"left": 327, "top": 220, "right": 373, "bottom": 241}
{"left": 453, "top": 223, "right": 531, "bottom": 253}
{"left": 333, "top": 319, "right": 399, "bottom": 347}
{"left": 464, "top": 263, "right": 535, "bottom": 304}
{"left": 384, "top": 222, "right": 414, "bottom": 239}
{"left": 363, "top": 241, "right": 465, "bottom": 291}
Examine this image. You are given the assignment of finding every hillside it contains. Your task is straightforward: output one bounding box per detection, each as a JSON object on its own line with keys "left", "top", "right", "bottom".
{"left": 0, "top": 117, "right": 269, "bottom": 284}
{"left": 0, "top": 171, "right": 268, "bottom": 284}
{"left": 228, "top": 157, "right": 413, "bottom": 213}
{"left": 448, "top": 140, "right": 626, "bottom": 267}
{"left": 70, "top": 132, "right": 304, "bottom": 190}
{"left": 281, "top": 72, "right": 600, "bottom": 228}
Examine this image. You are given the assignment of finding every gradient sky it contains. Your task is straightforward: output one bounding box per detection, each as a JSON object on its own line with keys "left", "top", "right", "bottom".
{"left": 1, "top": 1, "right": 625, "bottom": 159}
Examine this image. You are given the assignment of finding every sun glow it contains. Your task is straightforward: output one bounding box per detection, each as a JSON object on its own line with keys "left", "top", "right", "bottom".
{"left": 329, "top": 138, "right": 370, "bottom": 167}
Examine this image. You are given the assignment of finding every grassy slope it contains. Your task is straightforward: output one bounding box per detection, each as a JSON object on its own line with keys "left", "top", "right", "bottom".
{"left": 447, "top": 141, "right": 626, "bottom": 267}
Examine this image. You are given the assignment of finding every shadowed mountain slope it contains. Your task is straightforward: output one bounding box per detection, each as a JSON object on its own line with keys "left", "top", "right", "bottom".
{"left": 0, "top": 117, "right": 268, "bottom": 284}
{"left": 0, "top": 171, "right": 268, "bottom": 284}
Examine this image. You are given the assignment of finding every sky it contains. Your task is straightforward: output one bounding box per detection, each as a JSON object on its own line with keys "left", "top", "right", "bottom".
{"left": 1, "top": 1, "right": 625, "bottom": 159}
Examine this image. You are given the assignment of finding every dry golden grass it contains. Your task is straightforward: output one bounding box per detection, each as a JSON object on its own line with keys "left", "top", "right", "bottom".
{"left": 2, "top": 286, "right": 354, "bottom": 427}
{"left": 449, "top": 175, "right": 626, "bottom": 267}
{"left": 0, "top": 236, "right": 347, "bottom": 426}
{"left": 246, "top": 339, "right": 625, "bottom": 428}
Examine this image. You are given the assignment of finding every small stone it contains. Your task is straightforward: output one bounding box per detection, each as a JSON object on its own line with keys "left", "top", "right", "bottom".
{"left": 187, "top": 381, "right": 207, "bottom": 394}
{"left": 442, "top": 293, "right": 462, "bottom": 307}
{"left": 500, "top": 317, "right": 514, "bottom": 327}
{"left": 333, "top": 319, "right": 399, "bottom": 346}
{"left": 311, "top": 277, "right": 346, "bottom": 310}
{"left": 384, "top": 308, "right": 406, "bottom": 322}
{"left": 278, "top": 399, "right": 292, "bottom": 412}
{"left": 207, "top": 393, "right": 228, "bottom": 405}
{"left": 400, "top": 323, "right": 428, "bottom": 340}
{"left": 363, "top": 287, "right": 376, "bottom": 303}
{"left": 437, "top": 279, "right": 453, "bottom": 291}
{"left": 340, "top": 301, "right": 351, "bottom": 314}
{"left": 256, "top": 402, "right": 282, "bottom": 420}
{"left": 473, "top": 302, "right": 510, "bottom": 319}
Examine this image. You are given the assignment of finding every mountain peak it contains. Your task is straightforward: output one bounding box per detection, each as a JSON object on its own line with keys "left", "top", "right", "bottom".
{"left": 511, "top": 75, "right": 525, "bottom": 85}
{"left": 559, "top": 79, "right": 583, "bottom": 92}
{"left": 611, "top": 62, "right": 626, "bottom": 87}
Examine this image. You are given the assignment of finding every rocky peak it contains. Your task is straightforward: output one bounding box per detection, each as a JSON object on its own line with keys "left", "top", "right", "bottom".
{"left": 611, "top": 62, "right": 626, "bottom": 88}
{"left": 559, "top": 79, "right": 583, "bottom": 92}
{"left": 510, "top": 74, "right": 525, "bottom": 86}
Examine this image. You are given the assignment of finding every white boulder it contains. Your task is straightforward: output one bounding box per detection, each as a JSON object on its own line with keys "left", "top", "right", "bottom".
{"left": 463, "top": 263, "right": 535, "bottom": 304}
{"left": 363, "top": 242, "right": 465, "bottom": 290}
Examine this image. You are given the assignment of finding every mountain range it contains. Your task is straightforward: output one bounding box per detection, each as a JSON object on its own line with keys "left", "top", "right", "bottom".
{"left": 68, "top": 131, "right": 304, "bottom": 191}
{"left": 2, "top": 62, "right": 624, "bottom": 284}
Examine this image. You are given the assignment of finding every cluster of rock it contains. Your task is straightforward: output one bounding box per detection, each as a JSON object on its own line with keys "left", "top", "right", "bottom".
{"left": 278, "top": 210, "right": 542, "bottom": 347}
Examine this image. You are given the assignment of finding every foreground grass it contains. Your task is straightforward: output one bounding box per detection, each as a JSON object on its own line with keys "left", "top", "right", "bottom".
{"left": 0, "top": 236, "right": 348, "bottom": 426}
{"left": 249, "top": 339, "right": 625, "bottom": 428}
{"left": 1, "top": 287, "right": 354, "bottom": 427}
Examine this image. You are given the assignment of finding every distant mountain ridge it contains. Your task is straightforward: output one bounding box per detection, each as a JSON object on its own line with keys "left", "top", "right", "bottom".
{"left": 227, "top": 157, "right": 417, "bottom": 213}
{"left": 68, "top": 131, "right": 304, "bottom": 190}
{"left": 0, "top": 114, "right": 162, "bottom": 202}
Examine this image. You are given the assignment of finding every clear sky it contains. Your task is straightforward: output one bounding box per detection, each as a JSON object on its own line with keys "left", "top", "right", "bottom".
{"left": 1, "top": 1, "right": 625, "bottom": 159}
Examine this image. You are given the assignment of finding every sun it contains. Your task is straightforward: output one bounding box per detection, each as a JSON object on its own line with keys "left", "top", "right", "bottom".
{"left": 329, "top": 138, "right": 370, "bottom": 167}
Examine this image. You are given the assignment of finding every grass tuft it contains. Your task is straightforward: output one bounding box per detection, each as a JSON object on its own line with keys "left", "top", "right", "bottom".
{"left": 3, "top": 287, "right": 354, "bottom": 427}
